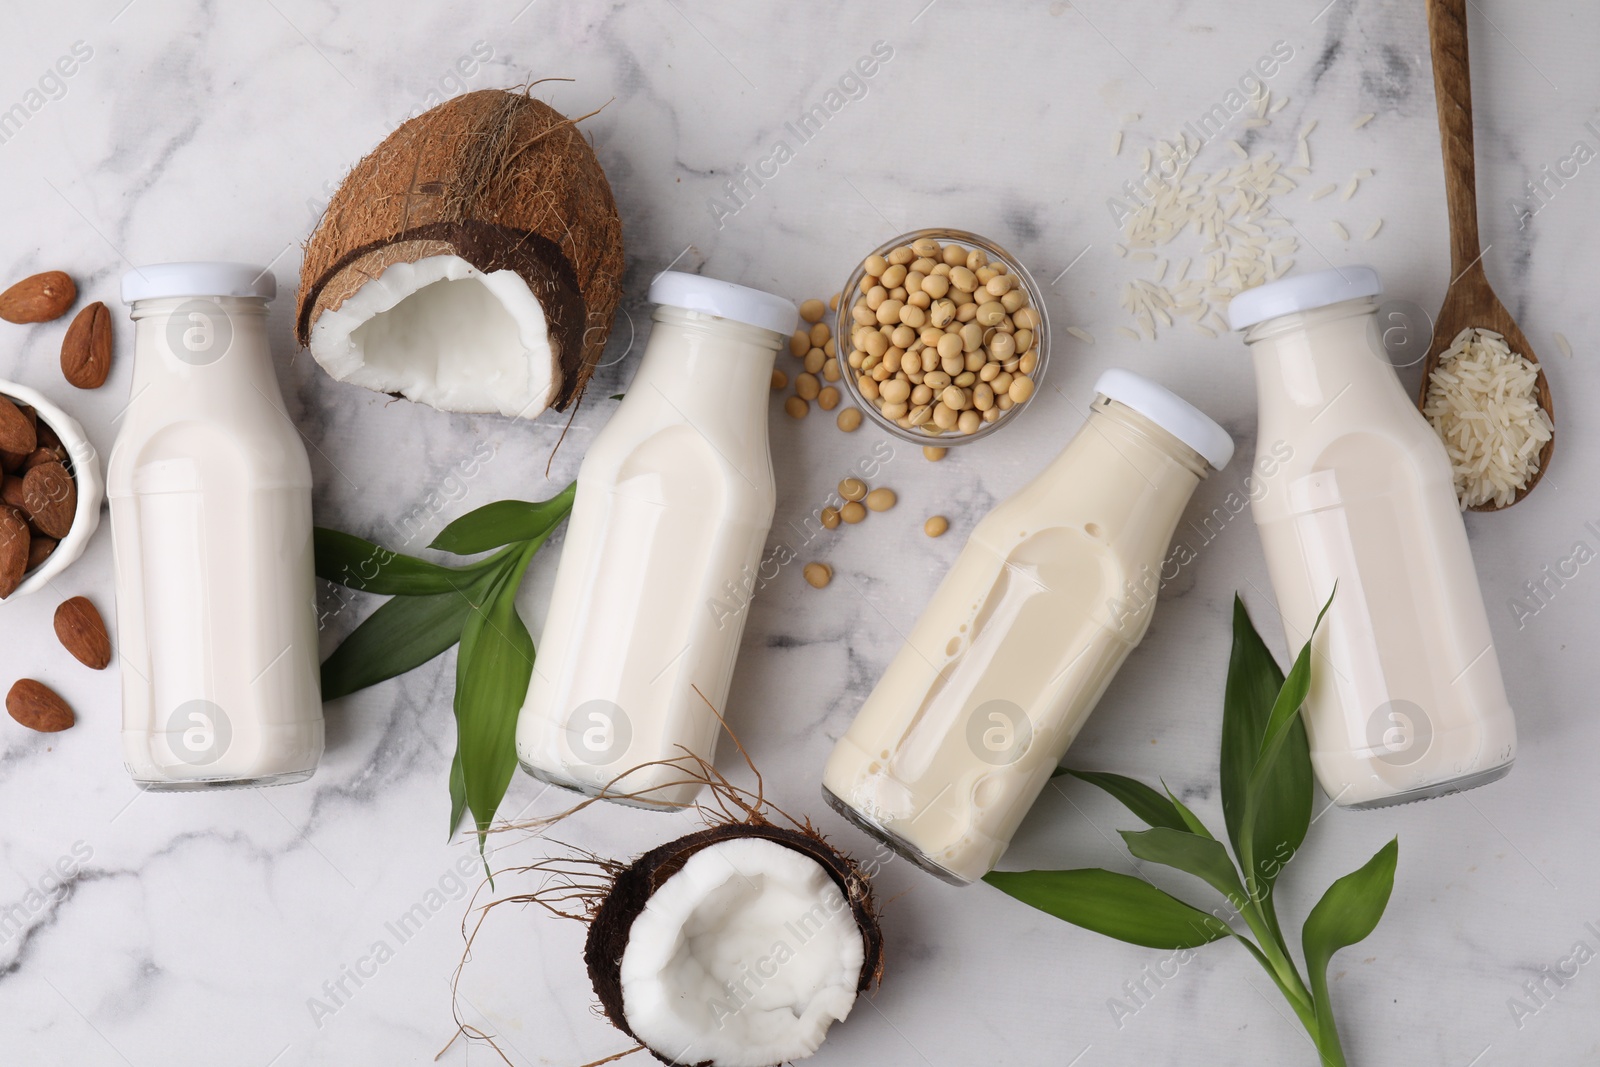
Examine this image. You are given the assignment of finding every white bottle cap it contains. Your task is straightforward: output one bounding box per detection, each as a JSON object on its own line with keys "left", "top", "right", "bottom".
{"left": 121, "top": 262, "right": 277, "bottom": 305}
{"left": 1093, "top": 368, "right": 1235, "bottom": 471}
{"left": 1226, "top": 265, "right": 1382, "bottom": 331}
{"left": 649, "top": 270, "right": 798, "bottom": 336}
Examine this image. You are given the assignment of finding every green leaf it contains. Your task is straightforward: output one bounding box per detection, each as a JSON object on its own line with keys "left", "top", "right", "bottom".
{"left": 451, "top": 540, "right": 541, "bottom": 844}
{"left": 448, "top": 751, "right": 468, "bottom": 839}
{"left": 316, "top": 527, "right": 496, "bottom": 595}
{"left": 1162, "top": 783, "right": 1216, "bottom": 841}
{"left": 984, "top": 868, "right": 1231, "bottom": 950}
{"left": 1302, "top": 838, "right": 1398, "bottom": 1055}
{"left": 1060, "top": 769, "right": 1189, "bottom": 833}
{"left": 1220, "top": 595, "right": 1312, "bottom": 902}
{"left": 320, "top": 572, "right": 501, "bottom": 700}
{"left": 1120, "top": 827, "right": 1248, "bottom": 909}
{"left": 430, "top": 482, "right": 576, "bottom": 555}
{"left": 1257, "top": 592, "right": 1335, "bottom": 768}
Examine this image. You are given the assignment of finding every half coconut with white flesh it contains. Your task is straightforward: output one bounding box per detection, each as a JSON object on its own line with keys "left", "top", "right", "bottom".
{"left": 587, "top": 823, "right": 883, "bottom": 1067}
{"left": 297, "top": 89, "right": 624, "bottom": 419}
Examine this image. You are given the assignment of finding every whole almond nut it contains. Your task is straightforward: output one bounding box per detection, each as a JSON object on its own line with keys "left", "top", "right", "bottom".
{"left": 62, "top": 301, "right": 112, "bottom": 389}
{"left": 0, "top": 271, "right": 76, "bottom": 324}
{"left": 26, "top": 535, "right": 56, "bottom": 571}
{"left": 6, "top": 679, "right": 74, "bottom": 732}
{"left": 54, "top": 596, "right": 111, "bottom": 670}
{"left": 0, "top": 506, "right": 29, "bottom": 598}
{"left": 35, "top": 418, "right": 61, "bottom": 450}
{"left": 22, "top": 446, "right": 66, "bottom": 471}
{"left": 1, "top": 475, "right": 25, "bottom": 511}
{"left": 21, "top": 461, "right": 75, "bottom": 539}
{"left": 0, "top": 395, "right": 36, "bottom": 455}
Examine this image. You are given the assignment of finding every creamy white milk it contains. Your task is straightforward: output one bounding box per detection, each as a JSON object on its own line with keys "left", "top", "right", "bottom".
{"left": 517, "top": 273, "right": 796, "bottom": 808}
{"left": 111, "top": 265, "right": 322, "bottom": 789}
{"left": 1233, "top": 268, "right": 1515, "bottom": 808}
{"left": 823, "top": 371, "right": 1233, "bottom": 884}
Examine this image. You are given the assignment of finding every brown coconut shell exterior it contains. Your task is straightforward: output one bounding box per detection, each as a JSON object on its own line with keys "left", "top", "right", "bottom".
{"left": 584, "top": 821, "right": 885, "bottom": 1067}
{"left": 296, "top": 89, "right": 624, "bottom": 412}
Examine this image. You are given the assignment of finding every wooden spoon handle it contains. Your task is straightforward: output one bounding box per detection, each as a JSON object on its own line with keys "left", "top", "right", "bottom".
{"left": 1426, "top": 0, "right": 1484, "bottom": 280}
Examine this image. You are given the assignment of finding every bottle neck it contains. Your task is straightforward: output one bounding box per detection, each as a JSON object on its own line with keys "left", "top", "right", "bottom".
{"left": 1241, "top": 296, "right": 1397, "bottom": 410}
{"left": 1080, "top": 396, "right": 1212, "bottom": 483}
{"left": 127, "top": 296, "right": 274, "bottom": 393}
{"left": 632, "top": 307, "right": 782, "bottom": 413}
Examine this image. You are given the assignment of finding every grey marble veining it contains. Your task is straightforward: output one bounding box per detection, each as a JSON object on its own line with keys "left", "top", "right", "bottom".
{"left": 2, "top": 1, "right": 1598, "bottom": 1064}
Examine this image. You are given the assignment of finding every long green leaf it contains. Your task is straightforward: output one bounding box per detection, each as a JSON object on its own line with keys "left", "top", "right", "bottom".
{"left": 1239, "top": 593, "right": 1334, "bottom": 904}
{"left": 1302, "top": 838, "right": 1399, "bottom": 1054}
{"left": 430, "top": 481, "right": 576, "bottom": 555}
{"left": 1257, "top": 592, "right": 1335, "bottom": 767}
{"left": 1060, "top": 769, "right": 1189, "bottom": 832}
{"left": 1162, "top": 783, "right": 1217, "bottom": 841}
{"left": 451, "top": 539, "right": 541, "bottom": 844}
{"left": 315, "top": 527, "right": 499, "bottom": 595}
{"left": 320, "top": 572, "right": 501, "bottom": 700}
{"left": 984, "top": 868, "right": 1231, "bottom": 950}
{"left": 1220, "top": 596, "right": 1312, "bottom": 903}
{"left": 1121, "top": 827, "right": 1248, "bottom": 909}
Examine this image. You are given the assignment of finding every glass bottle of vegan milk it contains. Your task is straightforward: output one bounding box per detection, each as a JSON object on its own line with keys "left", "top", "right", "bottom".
{"left": 516, "top": 272, "right": 796, "bottom": 808}
{"left": 1228, "top": 266, "right": 1515, "bottom": 808}
{"left": 823, "top": 370, "right": 1234, "bottom": 884}
{"left": 111, "top": 264, "right": 322, "bottom": 789}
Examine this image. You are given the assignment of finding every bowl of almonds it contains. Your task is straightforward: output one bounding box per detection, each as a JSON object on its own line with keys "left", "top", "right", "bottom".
{"left": 0, "top": 381, "right": 103, "bottom": 601}
{"left": 836, "top": 229, "right": 1049, "bottom": 444}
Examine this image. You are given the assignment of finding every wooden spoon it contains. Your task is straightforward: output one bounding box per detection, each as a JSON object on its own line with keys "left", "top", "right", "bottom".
{"left": 1419, "top": 0, "right": 1555, "bottom": 511}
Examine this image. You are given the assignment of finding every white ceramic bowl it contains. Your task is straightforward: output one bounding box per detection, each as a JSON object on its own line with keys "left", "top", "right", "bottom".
{"left": 0, "top": 379, "right": 104, "bottom": 601}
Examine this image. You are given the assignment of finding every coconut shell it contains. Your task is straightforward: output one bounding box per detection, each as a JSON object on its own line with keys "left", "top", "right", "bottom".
{"left": 584, "top": 821, "right": 884, "bottom": 1066}
{"left": 297, "top": 88, "right": 624, "bottom": 412}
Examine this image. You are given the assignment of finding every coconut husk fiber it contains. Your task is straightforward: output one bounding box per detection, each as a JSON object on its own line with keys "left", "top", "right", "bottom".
{"left": 297, "top": 88, "right": 624, "bottom": 412}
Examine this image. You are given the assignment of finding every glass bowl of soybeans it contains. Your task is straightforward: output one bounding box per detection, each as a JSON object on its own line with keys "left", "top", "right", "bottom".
{"left": 835, "top": 228, "right": 1050, "bottom": 446}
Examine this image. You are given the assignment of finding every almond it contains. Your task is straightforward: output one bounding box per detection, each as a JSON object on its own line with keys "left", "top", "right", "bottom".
{"left": 26, "top": 535, "right": 56, "bottom": 571}
{"left": 21, "top": 461, "right": 75, "bottom": 539}
{"left": 54, "top": 596, "right": 111, "bottom": 670}
{"left": 61, "top": 301, "right": 112, "bottom": 389}
{"left": 21, "top": 445, "right": 66, "bottom": 471}
{"left": 0, "top": 475, "right": 25, "bottom": 511}
{"left": 6, "top": 679, "right": 74, "bottom": 732}
{"left": 0, "top": 506, "right": 28, "bottom": 598}
{"left": 0, "top": 394, "right": 36, "bottom": 455}
{"left": 35, "top": 418, "right": 61, "bottom": 451}
{"left": 0, "top": 271, "right": 76, "bottom": 324}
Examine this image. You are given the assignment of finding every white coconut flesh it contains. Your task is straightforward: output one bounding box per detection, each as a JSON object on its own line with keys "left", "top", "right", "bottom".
{"left": 618, "top": 837, "right": 866, "bottom": 1067}
{"left": 308, "top": 254, "right": 559, "bottom": 419}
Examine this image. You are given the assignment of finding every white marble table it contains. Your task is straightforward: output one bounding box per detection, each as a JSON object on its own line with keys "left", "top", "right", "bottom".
{"left": 2, "top": 2, "right": 1597, "bottom": 1064}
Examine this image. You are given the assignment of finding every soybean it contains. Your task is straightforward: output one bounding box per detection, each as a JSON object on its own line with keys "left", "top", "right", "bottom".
{"left": 803, "top": 562, "right": 833, "bottom": 588}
